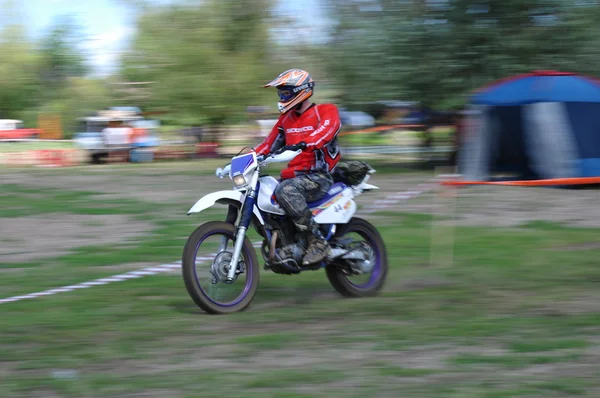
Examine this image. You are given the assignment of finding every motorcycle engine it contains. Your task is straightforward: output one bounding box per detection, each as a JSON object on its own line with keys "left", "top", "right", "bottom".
{"left": 264, "top": 229, "right": 307, "bottom": 265}
{"left": 275, "top": 242, "right": 306, "bottom": 264}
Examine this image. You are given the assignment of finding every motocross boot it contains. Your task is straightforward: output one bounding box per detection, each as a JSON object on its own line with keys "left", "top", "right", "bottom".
{"left": 302, "top": 224, "right": 331, "bottom": 266}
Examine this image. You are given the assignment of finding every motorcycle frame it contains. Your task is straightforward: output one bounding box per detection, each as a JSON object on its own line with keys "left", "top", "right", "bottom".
{"left": 188, "top": 149, "right": 379, "bottom": 282}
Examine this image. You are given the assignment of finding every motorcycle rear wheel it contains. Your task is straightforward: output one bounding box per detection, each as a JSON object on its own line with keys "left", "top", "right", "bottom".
{"left": 326, "top": 217, "right": 388, "bottom": 297}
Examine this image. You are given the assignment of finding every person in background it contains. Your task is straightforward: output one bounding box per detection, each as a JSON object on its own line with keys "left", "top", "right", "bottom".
{"left": 102, "top": 120, "right": 132, "bottom": 148}
{"left": 450, "top": 108, "right": 466, "bottom": 168}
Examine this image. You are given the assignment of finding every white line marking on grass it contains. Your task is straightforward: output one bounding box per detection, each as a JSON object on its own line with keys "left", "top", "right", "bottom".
{"left": 362, "top": 181, "right": 440, "bottom": 214}
{"left": 0, "top": 243, "right": 264, "bottom": 305}
{"left": 0, "top": 265, "right": 180, "bottom": 304}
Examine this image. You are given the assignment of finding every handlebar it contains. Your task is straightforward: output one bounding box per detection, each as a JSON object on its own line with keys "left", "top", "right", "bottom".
{"left": 259, "top": 149, "right": 302, "bottom": 166}
{"left": 215, "top": 142, "right": 306, "bottom": 179}
{"left": 215, "top": 164, "right": 231, "bottom": 179}
{"left": 272, "top": 142, "right": 307, "bottom": 155}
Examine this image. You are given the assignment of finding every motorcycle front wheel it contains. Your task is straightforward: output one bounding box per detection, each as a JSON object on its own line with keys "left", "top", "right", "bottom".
{"left": 182, "top": 221, "right": 260, "bottom": 314}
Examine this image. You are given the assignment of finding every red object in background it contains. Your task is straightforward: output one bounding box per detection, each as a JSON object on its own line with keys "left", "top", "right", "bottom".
{"left": 0, "top": 129, "right": 41, "bottom": 140}
{"left": 195, "top": 142, "right": 219, "bottom": 158}
{"left": 454, "top": 118, "right": 468, "bottom": 146}
{"left": 442, "top": 177, "right": 600, "bottom": 187}
{"left": 129, "top": 128, "right": 147, "bottom": 143}
{"left": 35, "top": 150, "right": 66, "bottom": 167}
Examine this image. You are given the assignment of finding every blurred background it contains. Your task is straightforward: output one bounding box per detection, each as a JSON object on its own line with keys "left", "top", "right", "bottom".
{"left": 4, "top": 1, "right": 600, "bottom": 397}
{"left": 4, "top": 0, "right": 599, "bottom": 168}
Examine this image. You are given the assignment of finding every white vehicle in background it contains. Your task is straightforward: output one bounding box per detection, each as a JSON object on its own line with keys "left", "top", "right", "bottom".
{"left": 73, "top": 108, "right": 160, "bottom": 163}
{"left": 0, "top": 119, "right": 23, "bottom": 130}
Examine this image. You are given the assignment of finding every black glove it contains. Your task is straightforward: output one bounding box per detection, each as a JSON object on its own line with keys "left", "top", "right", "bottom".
{"left": 274, "top": 142, "right": 307, "bottom": 155}
{"left": 294, "top": 142, "right": 307, "bottom": 150}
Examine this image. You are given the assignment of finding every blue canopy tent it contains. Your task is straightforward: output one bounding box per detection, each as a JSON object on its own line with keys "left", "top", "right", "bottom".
{"left": 459, "top": 70, "right": 600, "bottom": 182}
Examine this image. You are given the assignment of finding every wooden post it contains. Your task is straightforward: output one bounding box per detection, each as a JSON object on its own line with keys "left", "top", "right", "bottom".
{"left": 429, "top": 167, "right": 460, "bottom": 269}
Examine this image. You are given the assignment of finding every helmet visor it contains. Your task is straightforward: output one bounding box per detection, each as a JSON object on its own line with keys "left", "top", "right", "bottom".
{"left": 277, "top": 86, "right": 296, "bottom": 102}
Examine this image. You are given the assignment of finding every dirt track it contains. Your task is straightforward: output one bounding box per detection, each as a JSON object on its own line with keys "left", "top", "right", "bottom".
{"left": 3, "top": 164, "right": 600, "bottom": 264}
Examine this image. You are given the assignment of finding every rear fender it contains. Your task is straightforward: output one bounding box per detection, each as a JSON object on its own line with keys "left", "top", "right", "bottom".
{"left": 359, "top": 183, "right": 379, "bottom": 191}
{"left": 357, "top": 173, "right": 379, "bottom": 192}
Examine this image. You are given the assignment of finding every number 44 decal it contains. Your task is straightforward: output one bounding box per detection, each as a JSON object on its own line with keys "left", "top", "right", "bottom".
{"left": 334, "top": 204, "right": 343, "bottom": 212}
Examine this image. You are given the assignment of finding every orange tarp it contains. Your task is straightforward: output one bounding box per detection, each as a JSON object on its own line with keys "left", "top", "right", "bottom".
{"left": 441, "top": 177, "right": 600, "bottom": 187}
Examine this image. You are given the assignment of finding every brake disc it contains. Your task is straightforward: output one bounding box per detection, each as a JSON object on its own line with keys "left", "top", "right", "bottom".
{"left": 211, "top": 251, "right": 244, "bottom": 283}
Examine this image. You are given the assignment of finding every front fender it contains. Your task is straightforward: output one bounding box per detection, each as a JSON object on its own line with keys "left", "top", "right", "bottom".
{"left": 187, "top": 190, "right": 265, "bottom": 225}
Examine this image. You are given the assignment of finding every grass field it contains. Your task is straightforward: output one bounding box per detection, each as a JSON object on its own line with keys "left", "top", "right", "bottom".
{"left": 2, "top": 162, "right": 600, "bottom": 397}
{"left": 339, "top": 126, "right": 454, "bottom": 147}
{"left": 0, "top": 141, "right": 77, "bottom": 153}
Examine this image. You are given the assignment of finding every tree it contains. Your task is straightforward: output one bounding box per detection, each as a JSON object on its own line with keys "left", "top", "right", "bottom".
{"left": 120, "top": 0, "right": 279, "bottom": 128}
{"left": 0, "top": 24, "right": 42, "bottom": 121}
{"left": 39, "top": 15, "right": 88, "bottom": 91}
{"left": 324, "top": 0, "right": 600, "bottom": 109}
{"left": 39, "top": 77, "right": 113, "bottom": 137}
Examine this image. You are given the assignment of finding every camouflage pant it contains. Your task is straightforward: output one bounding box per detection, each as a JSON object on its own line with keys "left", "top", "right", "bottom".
{"left": 274, "top": 172, "right": 333, "bottom": 231}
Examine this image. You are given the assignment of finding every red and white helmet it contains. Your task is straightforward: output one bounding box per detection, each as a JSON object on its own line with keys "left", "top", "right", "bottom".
{"left": 264, "top": 68, "right": 315, "bottom": 114}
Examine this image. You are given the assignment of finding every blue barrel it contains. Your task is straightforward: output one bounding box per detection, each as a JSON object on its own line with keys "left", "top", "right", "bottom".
{"left": 130, "top": 149, "right": 154, "bottom": 163}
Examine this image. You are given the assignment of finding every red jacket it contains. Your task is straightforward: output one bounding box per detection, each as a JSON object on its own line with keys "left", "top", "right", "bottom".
{"left": 254, "top": 103, "right": 342, "bottom": 179}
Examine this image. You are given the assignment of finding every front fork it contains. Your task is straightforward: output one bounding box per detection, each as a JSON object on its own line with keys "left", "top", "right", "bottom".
{"left": 218, "top": 205, "right": 238, "bottom": 252}
{"left": 225, "top": 191, "right": 257, "bottom": 282}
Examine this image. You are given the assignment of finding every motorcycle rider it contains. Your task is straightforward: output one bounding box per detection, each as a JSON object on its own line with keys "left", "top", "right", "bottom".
{"left": 253, "top": 68, "right": 342, "bottom": 266}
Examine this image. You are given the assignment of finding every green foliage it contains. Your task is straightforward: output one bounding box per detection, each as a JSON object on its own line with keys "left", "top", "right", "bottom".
{"left": 326, "top": 0, "right": 600, "bottom": 108}
{"left": 0, "top": 25, "right": 42, "bottom": 120}
{"left": 40, "top": 77, "right": 113, "bottom": 137}
{"left": 4, "top": 0, "right": 600, "bottom": 130}
{"left": 121, "top": 0, "right": 279, "bottom": 126}
{"left": 0, "top": 16, "right": 108, "bottom": 133}
{"left": 39, "top": 15, "right": 89, "bottom": 91}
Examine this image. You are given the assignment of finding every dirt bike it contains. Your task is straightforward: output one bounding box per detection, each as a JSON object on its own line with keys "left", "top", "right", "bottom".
{"left": 182, "top": 142, "right": 388, "bottom": 314}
